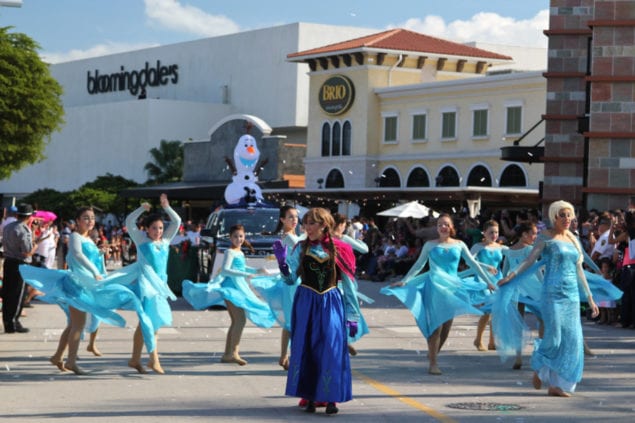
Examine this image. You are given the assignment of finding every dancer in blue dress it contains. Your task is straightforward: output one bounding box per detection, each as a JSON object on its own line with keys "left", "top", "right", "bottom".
{"left": 125, "top": 193, "right": 181, "bottom": 374}
{"left": 182, "top": 224, "right": 276, "bottom": 365}
{"left": 21, "top": 206, "right": 148, "bottom": 375}
{"left": 499, "top": 201, "right": 599, "bottom": 397}
{"left": 250, "top": 205, "right": 301, "bottom": 370}
{"left": 280, "top": 208, "right": 356, "bottom": 415}
{"left": 381, "top": 213, "right": 495, "bottom": 375}
{"left": 470, "top": 220, "right": 507, "bottom": 352}
{"left": 492, "top": 221, "right": 541, "bottom": 369}
{"left": 332, "top": 212, "right": 373, "bottom": 356}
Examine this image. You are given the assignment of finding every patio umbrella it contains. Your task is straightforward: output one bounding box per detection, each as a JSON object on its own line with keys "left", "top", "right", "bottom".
{"left": 33, "top": 210, "right": 57, "bottom": 222}
{"left": 377, "top": 201, "right": 431, "bottom": 219}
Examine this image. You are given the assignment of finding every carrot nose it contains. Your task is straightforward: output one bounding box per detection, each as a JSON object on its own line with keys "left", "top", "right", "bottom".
{"left": 247, "top": 146, "right": 255, "bottom": 154}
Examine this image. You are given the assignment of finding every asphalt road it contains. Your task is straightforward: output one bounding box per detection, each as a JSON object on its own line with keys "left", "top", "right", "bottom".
{"left": 1, "top": 279, "right": 634, "bottom": 422}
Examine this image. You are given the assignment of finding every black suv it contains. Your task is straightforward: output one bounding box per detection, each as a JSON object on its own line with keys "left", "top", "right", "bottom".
{"left": 200, "top": 206, "right": 280, "bottom": 279}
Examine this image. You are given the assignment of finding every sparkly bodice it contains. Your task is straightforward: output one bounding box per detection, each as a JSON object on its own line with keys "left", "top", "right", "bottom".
{"left": 301, "top": 245, "right": 338, "bottom": 293}
{"left": 476, "top": 247, "right": 504, "bottom": 269}
{"left": 138, "top": 241, "right": 170, "bottom": 280}
{"left": 542, "top": 240, "right": 581, "bottom": 300}
{"left": 429, "top": 243, "right": 462, "bottom": 276}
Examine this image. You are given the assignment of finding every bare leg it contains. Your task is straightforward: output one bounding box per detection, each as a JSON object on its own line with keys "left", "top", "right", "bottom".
{"left": 487, "top": 320, "right": 496, "bottom": 350}
{"left": 64, "top": 307, "right": 87, "bottom": 375}
{"left": 50, "top": 325, "right": 70, "bottom": 371}
{"left": 473, "top": 314, "right": 489, "bottom": 351}
{"left": 221, "top": 301, "right": 247, "bottom": 365}
{"left": 427, "top": 328, "right": 442, "bottom": 375}
{"left": 147, "top": 333, "right": 164, "bottom": 374}
{"left": 86, "top": 329, "right": 102, "bottom": 356}
{"left": 128, "top": 325, "right": 147, "bottom": 374}
{"left": 438, "top": 319, "right": 453, "bottom": 352}
{"left": 279, "top": 329, "right": 290, "bottom": 370}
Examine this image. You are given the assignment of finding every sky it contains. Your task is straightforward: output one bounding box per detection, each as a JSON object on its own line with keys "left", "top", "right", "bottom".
{"left": 0, "top": 0, "right": 550, "bottom": 64}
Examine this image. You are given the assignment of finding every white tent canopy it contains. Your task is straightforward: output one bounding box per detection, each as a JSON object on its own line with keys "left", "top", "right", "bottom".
{"left": 377, "top": 201, "right": 434, "bottom": 219}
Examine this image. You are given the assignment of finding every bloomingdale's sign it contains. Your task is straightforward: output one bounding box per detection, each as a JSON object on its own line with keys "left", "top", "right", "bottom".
{"left": 86, "top": 60, "right": 179, "bottom": 96}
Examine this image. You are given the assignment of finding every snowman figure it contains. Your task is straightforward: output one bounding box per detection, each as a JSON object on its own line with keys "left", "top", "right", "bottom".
{"left": 224, "top": 134, "right": 264, "bottom": 205}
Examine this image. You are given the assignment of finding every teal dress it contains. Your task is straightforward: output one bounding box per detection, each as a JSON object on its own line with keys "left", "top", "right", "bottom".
{"left": 20, "top": 233, "right": 155, "bottom": 350}
{"left": 380, "top": 240, "right": 491, "bottom": 338}
{"left": 530, "top": 240, "right": 586, "bottom": 392}
{"left": 116, "top": 205, "right": 181, "bottom": 332}
{"left": 182, "top": 248, "right": 277, "bottom": 328}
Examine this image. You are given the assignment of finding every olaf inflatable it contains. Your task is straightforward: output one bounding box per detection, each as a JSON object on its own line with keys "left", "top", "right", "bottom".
{"left": 224, "top": 134, "right": 264, "bottom": 205}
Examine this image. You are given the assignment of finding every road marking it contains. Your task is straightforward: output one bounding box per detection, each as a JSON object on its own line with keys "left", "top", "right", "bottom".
{"left": 353, "top": 369, "right": 458, "bottom": 423}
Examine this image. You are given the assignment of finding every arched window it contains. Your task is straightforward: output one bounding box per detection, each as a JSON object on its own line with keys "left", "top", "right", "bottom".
{"left": 406, "top": 167, "right": 430, "bottom": 187}
{"left": 325, "top": 169, "right": 344, "bottom": 188}
{"left": 332, "top": 121, "right": 341, "bottom": 156}
{"left": 378, "top": 168, "right": 401, "bottom": 187}
{"left": 435, "top": 166, "right": 460, "bottom": 187}
{"left": 500, "top": 164, "right": 527, "bottom": 187}
{"left": 466, "top": 165, "right": 492, "bottom": 187}
{"left": 342, "top": 121, "right": 351, "bottom": 156}
{"left": 321, "top": 123, "right": 330, "bottom": 157}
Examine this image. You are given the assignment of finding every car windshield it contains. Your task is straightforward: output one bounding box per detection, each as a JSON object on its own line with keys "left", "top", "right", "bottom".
{"left": 217, "top": 209, "right": 279, "bottom": 236}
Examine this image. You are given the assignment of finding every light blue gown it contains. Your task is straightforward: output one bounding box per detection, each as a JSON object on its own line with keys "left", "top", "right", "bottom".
{"left": 490, "top": 246, "right": 541, "bottom": 361}
{"left": 117, "top": 205, "right": 181, "bottom": 333}
{"left": 249, "top": 232, "right": 301, "bottom": 331}
{"left": 182, "top": 248, "right": 277, "bottom": 328}
{"left": 338, "top": 234, "right": 373, "bottom": 344}
{"left": 20, "top": 232, "right": 155, "bottom": 350}
{"left": 380, "top": 240, "right": 491, "bottom": 338}
{"left": 529, "top": 240, "right": 588, "bottom": 392}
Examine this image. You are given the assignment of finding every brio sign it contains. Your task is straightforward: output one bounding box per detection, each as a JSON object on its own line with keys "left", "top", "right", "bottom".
{"left": 318, "top": 75, "right": 354, "bottom": 115}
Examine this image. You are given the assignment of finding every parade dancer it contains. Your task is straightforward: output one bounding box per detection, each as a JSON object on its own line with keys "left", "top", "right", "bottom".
{"left": 182, "top": 224, "right": 276, "bottom": 365}
{"left": 498, "top": 201, "right": 599, "bottom": 397}
{"left": 124, "top": 193, "right": 181, "bottom": 374}
{"left": 279, "top": 208, "right": 355, "bottom": 415}
{"left": 381, "top": 213, "right": 495, "bottom": 375}
{"left": 21, "top": 206, "right": 152, "bottom": 375}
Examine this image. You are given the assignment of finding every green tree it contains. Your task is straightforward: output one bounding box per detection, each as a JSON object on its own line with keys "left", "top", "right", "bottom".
{"left": 19, "top": 174, "right": 138, "bottom": 223}
{"left": 0, "top": 27, "right": 64, "bottom": 180}
{"left": 144, "top": 139, "right": 183, "bottom": 185}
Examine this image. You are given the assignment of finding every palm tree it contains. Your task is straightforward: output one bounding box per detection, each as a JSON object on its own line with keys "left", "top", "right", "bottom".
{"left": 144, "top": 140, "right": 184, "bottom": 184}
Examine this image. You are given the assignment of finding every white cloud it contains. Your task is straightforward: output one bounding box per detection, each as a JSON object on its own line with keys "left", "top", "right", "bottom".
{"left": 144, "top": 0, "right": 240, "bottom": 37}
{"left": 42, "top": 42, "right": 160, "bottom": 64}
{"left": 396, "top": 9, "right": 549, "bottom": 48}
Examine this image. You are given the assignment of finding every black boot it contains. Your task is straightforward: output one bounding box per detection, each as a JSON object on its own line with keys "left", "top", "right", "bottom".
{"left": 305, "top": 401, "right": 316, "bottom": 413}
{"left": 325, "top": 402, "right": 339, "bottom": 414}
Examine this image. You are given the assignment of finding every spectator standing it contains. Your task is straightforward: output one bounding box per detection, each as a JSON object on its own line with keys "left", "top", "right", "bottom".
{"left": 2, "top": 204, "right": 37, "bottom": 333}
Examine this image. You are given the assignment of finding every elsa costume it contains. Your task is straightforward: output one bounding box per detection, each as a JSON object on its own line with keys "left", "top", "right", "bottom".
{"left": 20, "top": 232, "right": 155, "bottom": 351}
{"left": 380, "top": 240, "right": 492, "bottom": 339}
{"left": 182, "top": 248, "right": 277, "bottom": 328}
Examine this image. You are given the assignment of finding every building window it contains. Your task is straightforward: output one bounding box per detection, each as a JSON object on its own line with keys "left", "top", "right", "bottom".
{"left": 500, "top": 164, "right": 527, "bottom": 187}
{"left": 472, "top": 109, "right": 488, "bottom": 137}
{"left": 406, "top": 167, "right": 430, "bottom": 187}
{"left": 332, "top": 121, "right": 341, "bottom": 156}
{"left": 321, "top": 123, "right": 330, "bottom": 157}
{"left": 466, "top": 165, "right": 492, "bottom": 187}
{"left": 382, "top": 113, "right": 398, "bottom": 143}
{"left": 441, "top": 110, "right": 456, "bottom": 139}
{"left": 435, "top": 166, "right": 460, "bottom": 187}
{"left": 325, "top": 169, "right": 344, "bottom": 188}
{"left": 506, "top": 105, "right": 522, "bottom": 135}
{"left": 378, "top": 168, "right": 401, "bottom": 187}
{"left": 412, "top": 114, "right": 427, "bottom": 141}
{"left": 342, "top": 121, "right": 351, "bottom": 156}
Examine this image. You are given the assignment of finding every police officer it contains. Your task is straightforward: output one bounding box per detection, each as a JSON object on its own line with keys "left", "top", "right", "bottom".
{"left": 2, "top": 203, "right": 38, "bottom": 333}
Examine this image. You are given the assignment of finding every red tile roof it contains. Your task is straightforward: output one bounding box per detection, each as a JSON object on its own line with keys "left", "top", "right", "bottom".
{"left": 288, "top": 28, "right": 512, "bottom": 61}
